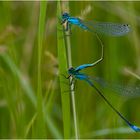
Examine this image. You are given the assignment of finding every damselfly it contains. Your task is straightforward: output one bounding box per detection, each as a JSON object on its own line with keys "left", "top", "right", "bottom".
{"left": 61, "top": 12, "right": 131, "bottom": 36}
{"left": 67, "top": 65, "right": 140, "bottom": 132}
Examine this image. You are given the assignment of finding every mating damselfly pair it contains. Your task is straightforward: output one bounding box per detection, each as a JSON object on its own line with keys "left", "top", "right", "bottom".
{"left": 61, "top": 12, "right": 140, "bottom": 132}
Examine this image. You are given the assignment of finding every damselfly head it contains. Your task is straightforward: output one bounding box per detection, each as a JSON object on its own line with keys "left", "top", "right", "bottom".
{"left": 68, "top": 67, "right": 75, "bottom": 75}
{"left": 62, "top": 12, "right": 70, "bottom": 19}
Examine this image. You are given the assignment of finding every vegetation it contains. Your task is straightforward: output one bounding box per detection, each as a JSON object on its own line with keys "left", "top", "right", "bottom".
{"left": 0, "top": 1, "right": 140, "bottom": 138}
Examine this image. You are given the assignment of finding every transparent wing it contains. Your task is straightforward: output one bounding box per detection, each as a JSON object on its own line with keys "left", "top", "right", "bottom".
{"left": 82, "top": 20, "right": 131, "bottom": 36}
{"left": 89, "top": 76, "right": 140, "bottom": 98}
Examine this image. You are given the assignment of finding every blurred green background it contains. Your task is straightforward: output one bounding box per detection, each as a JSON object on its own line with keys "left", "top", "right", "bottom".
{"left": 0, "top": 1, "right": 140, "bottom": 139}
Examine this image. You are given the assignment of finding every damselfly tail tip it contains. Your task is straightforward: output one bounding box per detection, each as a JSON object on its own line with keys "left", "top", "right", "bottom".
{"left": 130, "top": 125, "right": 140, "bottom": 132}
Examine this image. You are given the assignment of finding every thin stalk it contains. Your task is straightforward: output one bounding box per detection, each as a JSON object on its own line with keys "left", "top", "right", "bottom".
{"left": 66, "top": 26, "right": 79, "bottom": 139}
{"left": 62, "top": 2, "right": 79, "bottom": 139}
{"left": 124, "top": 68, "right": 140, "bottom": 80}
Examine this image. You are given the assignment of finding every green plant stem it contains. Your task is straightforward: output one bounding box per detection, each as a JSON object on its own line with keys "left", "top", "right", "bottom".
{"left": 66, "top": 29, "right": 79, "bottom": 139}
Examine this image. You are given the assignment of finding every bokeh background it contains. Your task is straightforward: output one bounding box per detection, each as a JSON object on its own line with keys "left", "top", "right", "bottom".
{"left": 0, "top": 1, "right": 140, "bottom": 139}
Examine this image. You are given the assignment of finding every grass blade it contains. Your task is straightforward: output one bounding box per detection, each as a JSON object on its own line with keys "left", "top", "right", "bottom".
{"left": 36, "top": 1, "right": 47, "bottom": 138}
{"left": 0, "top": 52, "right": 62, "bottom": 138}
{"left": 57, "top": 1, "right": 71, "bottom": 138}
